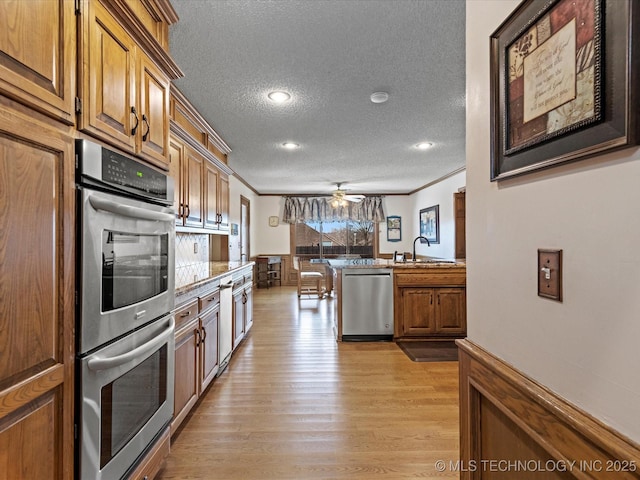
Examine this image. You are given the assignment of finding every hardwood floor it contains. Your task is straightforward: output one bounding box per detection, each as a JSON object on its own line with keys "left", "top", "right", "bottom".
{"left": 158, "top": 286, "right": 460, "bottom": 479}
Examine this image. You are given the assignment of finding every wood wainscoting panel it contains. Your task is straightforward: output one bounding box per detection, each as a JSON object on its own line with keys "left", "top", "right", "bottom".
{"left": 458, "top": 339, "right": 640, "bottom": 479}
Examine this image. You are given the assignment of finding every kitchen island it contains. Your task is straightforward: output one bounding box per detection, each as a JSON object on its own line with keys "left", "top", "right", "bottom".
{"left": 328, "top": 259, "right": 466, "bottom": 342}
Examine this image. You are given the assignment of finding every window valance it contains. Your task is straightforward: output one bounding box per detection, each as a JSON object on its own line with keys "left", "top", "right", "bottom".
{"left": 282, "top": 196, "right": 385, "bottom": 223}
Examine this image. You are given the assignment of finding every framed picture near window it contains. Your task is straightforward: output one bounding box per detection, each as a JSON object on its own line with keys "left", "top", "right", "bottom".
{"left": 386, "top": 216, "right": 401, "bottom": 242}
{"left": 490, "top": 0, "right": 640, "bottom": 181}
{"left": 419, "top": 205, "right": 439, "bottom": 244}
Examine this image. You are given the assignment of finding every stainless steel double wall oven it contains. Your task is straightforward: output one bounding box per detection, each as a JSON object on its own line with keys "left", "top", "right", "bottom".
{"left": 75, "top": 139, "right": 175, "bottom": 480}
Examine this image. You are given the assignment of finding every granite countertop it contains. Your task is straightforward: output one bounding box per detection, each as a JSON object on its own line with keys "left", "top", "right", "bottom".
{"left": 326, "top": 258, "right": 466, "bottom": 270}
{"left": 175, "top": 260, "right": 254, "bottom": 305}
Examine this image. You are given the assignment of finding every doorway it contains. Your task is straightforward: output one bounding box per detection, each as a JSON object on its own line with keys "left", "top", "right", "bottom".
{"left": 240, "top": 196, "right": 250, "bottom": 261}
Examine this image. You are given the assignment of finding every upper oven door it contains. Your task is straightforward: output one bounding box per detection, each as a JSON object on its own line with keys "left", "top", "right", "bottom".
{"left": 79, "top": 187, "right": 175, "bottom": 354}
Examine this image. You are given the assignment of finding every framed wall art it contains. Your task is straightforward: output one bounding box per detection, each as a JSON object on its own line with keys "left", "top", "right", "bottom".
{"left": 386, "top": 216, "right": 401, "bottom": 242}
{"left": 419, "top": 205, "right": 439, "bottom": 244}
{"left": 490, "top": 0, "right": 640, "bottom": 181}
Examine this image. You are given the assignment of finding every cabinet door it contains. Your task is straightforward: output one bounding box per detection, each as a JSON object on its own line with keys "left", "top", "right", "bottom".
{"left": 454, "top": 192, "right": 466, "bottom": 259}
{"left": 184, "top": 147, "right": 204, "bottom": 228}
{"left": 232, "top": 290, "right": 245, "bottom": 349}
{"left": 0, "top": 111, "right": 74, "bottom": 480}
{"left": 203, "top": 160, "right": 220, "bottom": 229}
{"left": 169, "top": 137, "right": 184, "bottom": 225}
{"left": 200, "top": 305, "right": 219, "bottom": 392}
{"left": 139, "top": 53, "right": 170, "bottom": 168}
{"left": 218, "top": 172, "right": 230, "bottom": 230}
{"left": 172, "top": 318, "right": 199, "bottom": 435}
{"left": 83, "top": 0, "right": 137, "bottom": 151}
{"left": 0, "top": 0, "right": 75, "bottom": 122}
{"left": 244, "top": 286, "right": 253, "bottom": 333}
{"left": 400, "top": 288, "right": 436, "bottom": 336}
{"left": 435, "top": 288, "right": 466, "bottom": 334}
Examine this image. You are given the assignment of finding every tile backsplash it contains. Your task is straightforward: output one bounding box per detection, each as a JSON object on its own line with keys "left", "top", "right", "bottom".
{"left": 175, "top": 233, "right": 211, "bottom": 288}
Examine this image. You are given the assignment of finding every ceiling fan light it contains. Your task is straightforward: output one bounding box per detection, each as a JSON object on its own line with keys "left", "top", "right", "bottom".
{"left": 282, "top": 142, "right": 300, "bottom": 150}
{"left": 416, "top": 142, "right": 433, "bottom": 150}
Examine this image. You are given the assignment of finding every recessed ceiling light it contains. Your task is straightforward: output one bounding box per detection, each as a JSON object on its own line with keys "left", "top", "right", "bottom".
{"left": 370, "top": 91, "right": 389, "bottom": 104}
{"left": 416, "top": 142, "right": 433, "bottom": 150}
{"left": 282, "top": 142, "right": 300, "bottom": 150}
{"left": 268, "top": 91, "right": 291, "bottom": 103}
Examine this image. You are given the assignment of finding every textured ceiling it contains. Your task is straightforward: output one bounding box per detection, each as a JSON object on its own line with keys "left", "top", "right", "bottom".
{"left": 169, "top": 0, "right": 466, "bottom": 195}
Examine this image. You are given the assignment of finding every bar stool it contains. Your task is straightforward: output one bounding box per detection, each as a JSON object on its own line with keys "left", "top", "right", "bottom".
{"left": 292, "top": 256, "right": 325, "bottom": 298}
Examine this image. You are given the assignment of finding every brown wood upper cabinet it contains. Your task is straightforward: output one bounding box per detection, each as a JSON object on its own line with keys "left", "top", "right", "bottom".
{"left": 170, "top": 88, "right": 232, "bottom": 232}
{"left": 78, "top": 0, "right": 179, "bottom": 169}
{"left": 205, "top": 161, "right": 230, "bottom": 231}
{"left": 0, "top": 0, "right": 76, "bottom": 123}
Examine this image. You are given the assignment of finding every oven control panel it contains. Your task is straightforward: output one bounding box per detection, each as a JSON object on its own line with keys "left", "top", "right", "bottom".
{"left": 102, "top": 150, "right": 167, "bottom": 197}
{"left": 76, "top": 138, "right": 173, "bottom": 205}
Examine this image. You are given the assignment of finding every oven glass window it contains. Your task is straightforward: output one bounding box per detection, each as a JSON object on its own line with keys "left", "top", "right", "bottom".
{"left": 102, "top": 231, "right": 169, "bottom": 312}
{"left": 100, "top": 345, "right": 168, "bottom": 468}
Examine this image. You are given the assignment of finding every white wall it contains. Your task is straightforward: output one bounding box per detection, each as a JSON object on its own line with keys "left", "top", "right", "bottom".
{"left": 254, "top": 195, "right": 291, "bottom": 255}
{"left": 248, "top": 185, "right": 465, "bottom": 258}
{"left": 410, "top": 171, "right": 465, "bottom": 259}
{"left": 378, "top": 195, "right": 414, "bottom": 256}
{"left": 228, "top": 176, "right": 258, "bottom": 261}
{"left": 466, "top": 0, "right": 640, "bottom": 441}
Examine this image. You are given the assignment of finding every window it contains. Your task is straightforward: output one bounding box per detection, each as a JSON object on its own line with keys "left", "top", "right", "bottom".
{"left": 293, "top": 220, "right": 376, "bottom": 258}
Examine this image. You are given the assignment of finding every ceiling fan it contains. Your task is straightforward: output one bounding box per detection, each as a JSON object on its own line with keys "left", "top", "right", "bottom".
{"left": 330, "top": 183, "right": 365, "bottom": 207}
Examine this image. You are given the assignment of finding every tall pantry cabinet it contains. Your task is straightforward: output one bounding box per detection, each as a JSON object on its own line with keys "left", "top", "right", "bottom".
{"left": 0, "top": 1, "right": 182, "bottom": 479}
{"left": 0, "top": 1, "right": 76, "bottom": 479}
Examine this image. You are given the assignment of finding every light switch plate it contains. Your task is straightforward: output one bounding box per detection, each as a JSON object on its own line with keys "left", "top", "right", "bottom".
{"left": 538, "top": 249, "right": 562, "bottom": 301}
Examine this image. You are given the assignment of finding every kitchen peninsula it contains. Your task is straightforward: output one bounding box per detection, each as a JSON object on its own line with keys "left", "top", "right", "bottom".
{"left": 328, "top": 259, "right": 466, "bottom": 342}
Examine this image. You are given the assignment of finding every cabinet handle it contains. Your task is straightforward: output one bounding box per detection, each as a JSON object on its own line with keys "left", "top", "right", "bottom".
{"left": 130, "top": 106, "right": 139, "bottom": 135}
{"left": 201, "top": 326, "right": 207, "bottom": 341}
{"left": 242, "top": 291, "right": 247, "bottom": 304}
{"left": 142, "top": 114, "right": 150, "bottom": 141}
{"left": 178, "top": 204, "right": 183, "bottom": 218}
{"left": 185, "top": 204, "right": 190, "bottom": 218}
{"left": 437, "top": 294, "right": 440, "bottom": 305}
{"left": 430, "top": 293, "right": 433, "bottom": 305}
{"left": 180, "top": 310, "right": 191, "bottom": 317}
{"left": 194, "top": 328, "right": 201, "bottom": 347}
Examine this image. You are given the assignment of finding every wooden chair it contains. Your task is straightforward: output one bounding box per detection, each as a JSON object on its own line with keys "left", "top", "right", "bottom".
{"left": 292, "top": 256, "right": 325, "bottom": 298}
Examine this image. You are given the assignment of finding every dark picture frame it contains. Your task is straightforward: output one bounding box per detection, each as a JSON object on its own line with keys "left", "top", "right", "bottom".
{"left": 490, "top": 0, "right": 640, "bottom": 181}
{"left": 419, "top": 205, "right": 439, "bottom": 244}
{"left": 386, "top": 216, "right": 402, "bottom": 242}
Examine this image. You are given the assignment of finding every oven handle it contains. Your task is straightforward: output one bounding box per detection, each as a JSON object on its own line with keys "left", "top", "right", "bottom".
{"left": 87, "top": 317, "right": 175, "bottom": 371}
{"left": 88, "top": 195, "right": 174, "bottom": 222}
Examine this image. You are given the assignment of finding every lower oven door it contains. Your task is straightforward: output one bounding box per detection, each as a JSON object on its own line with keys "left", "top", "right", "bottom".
{"left": 78, "top": 314, "right": 175, "bottom": 480}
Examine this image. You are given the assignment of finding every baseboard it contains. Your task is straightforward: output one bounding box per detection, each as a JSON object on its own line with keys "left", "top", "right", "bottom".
{"left": 457, "top": 339, "right": 640, "bottom": 479}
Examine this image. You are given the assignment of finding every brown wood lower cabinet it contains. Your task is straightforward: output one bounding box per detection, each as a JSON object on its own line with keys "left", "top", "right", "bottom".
{"left": 394, "top": 267, "right": 466, "bottom": 340}
{"left": 232, "top": 271, "right": 254, "bottom": 350}
{"left": 171, "top": 290, "right": 220, "bottom": 436}
{"left": 172, "top": 299, "right": 199, "bottom": 435}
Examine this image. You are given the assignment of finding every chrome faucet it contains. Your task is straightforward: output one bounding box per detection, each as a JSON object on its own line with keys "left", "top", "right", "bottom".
{"left": 412, "top": 235, "right": 430, "bottom": 261}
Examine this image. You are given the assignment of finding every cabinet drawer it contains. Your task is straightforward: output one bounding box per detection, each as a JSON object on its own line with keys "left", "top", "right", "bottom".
{"left": 395, "top": 272, "right": 466, "bottom": 287}
{"left": 174, "top": 299, "right": 198, "bottom": 330}
{"left": 199, "top": 288, "right": 220, "bottom": 312}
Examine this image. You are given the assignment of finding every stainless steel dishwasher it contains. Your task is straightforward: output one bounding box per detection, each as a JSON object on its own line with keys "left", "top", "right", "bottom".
{"left": 341, "top": 268, "right": 394, "bottom": 341}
